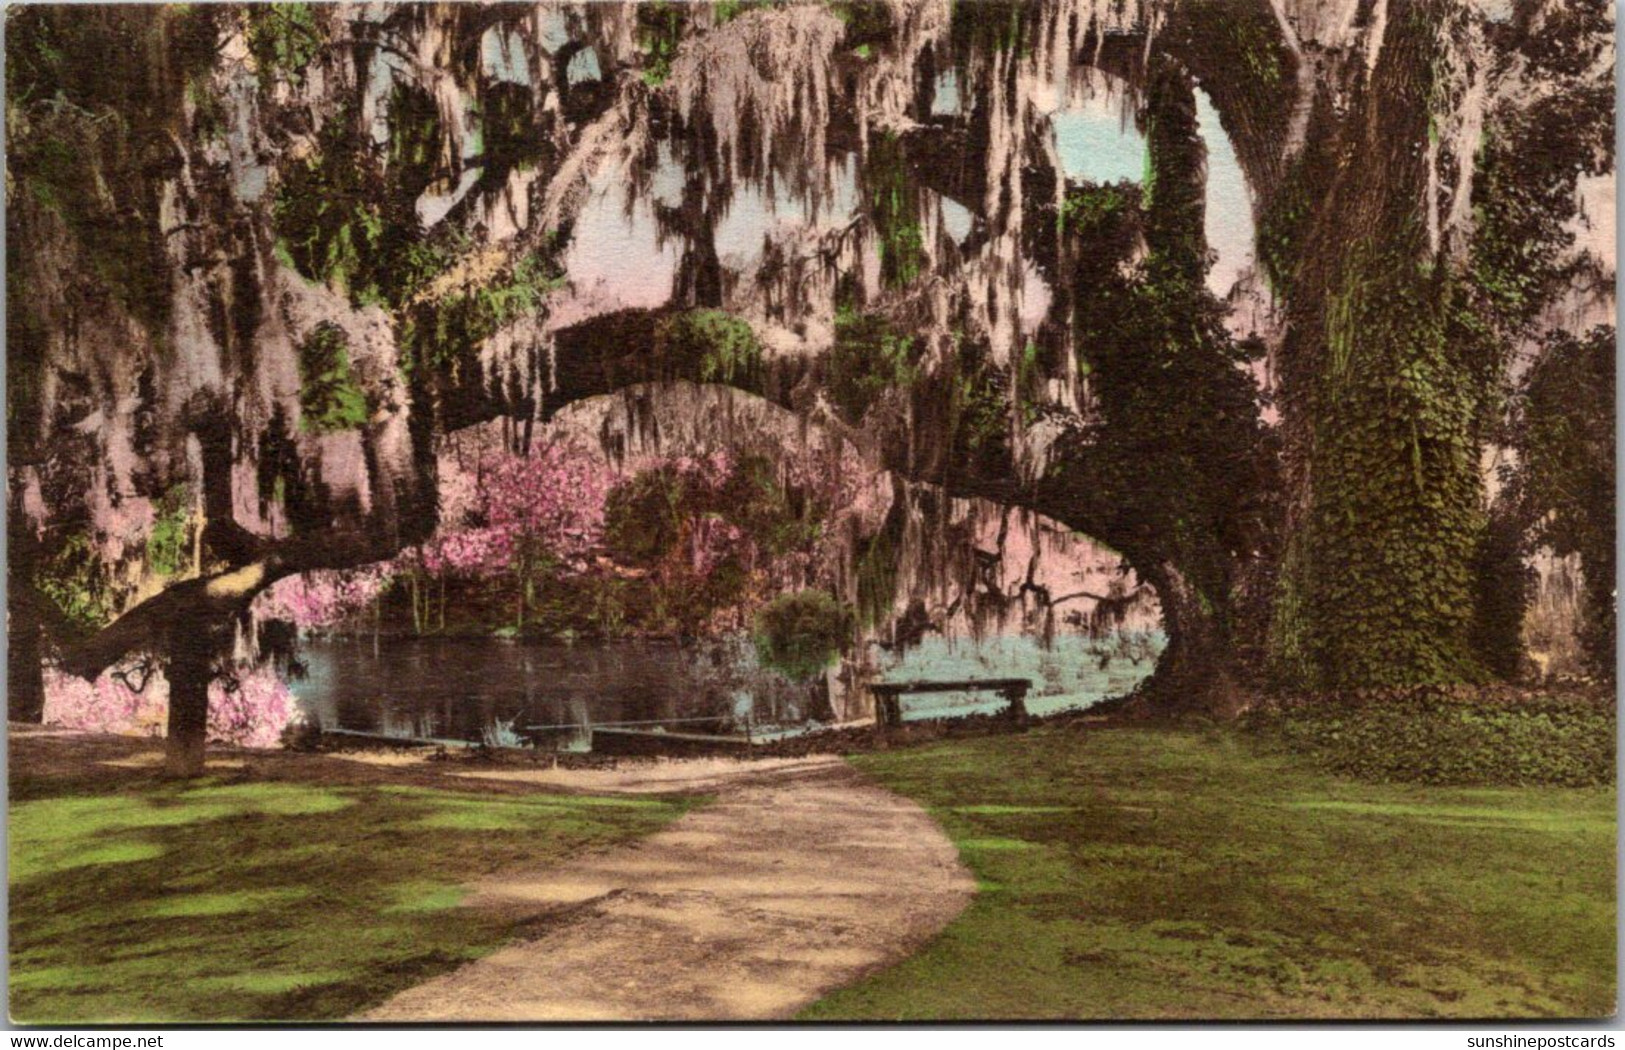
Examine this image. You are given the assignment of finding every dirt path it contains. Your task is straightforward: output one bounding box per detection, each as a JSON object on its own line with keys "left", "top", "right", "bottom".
{"left": 363, "top": 755, "right": 974, "bottom": 1022}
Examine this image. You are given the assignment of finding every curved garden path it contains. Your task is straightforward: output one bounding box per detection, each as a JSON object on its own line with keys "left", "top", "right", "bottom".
{"left": 363, "top": 755, "right": 975, "bottom": 1022}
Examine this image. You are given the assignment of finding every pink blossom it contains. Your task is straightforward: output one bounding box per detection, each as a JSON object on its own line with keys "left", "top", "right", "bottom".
{"left": 415, "top": 438, "right": 610, "bottom": 578}
{"left": 252, "top": 566, "right": 391, "bottom": 628}
{"left": 42, "top": 664, "right": 300, "bottom": 749}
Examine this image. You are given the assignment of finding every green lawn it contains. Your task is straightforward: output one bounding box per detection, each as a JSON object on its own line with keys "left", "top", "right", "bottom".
{"left": 9, "top": 772, "right": 694, "bottom": 1023}
{"left": 805, "top": 726, "right": 1616, "bottom": 1021}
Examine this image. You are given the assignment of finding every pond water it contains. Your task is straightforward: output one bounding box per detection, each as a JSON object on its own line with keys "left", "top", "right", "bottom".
{"left": 291, "top": 630, "right": 1166, "bottom": 748}
{"left": 290, "top": 637, "right": 711, "bottom": 747}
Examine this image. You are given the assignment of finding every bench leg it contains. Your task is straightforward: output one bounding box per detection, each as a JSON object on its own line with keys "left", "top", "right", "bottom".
{"left": 1005, "top": 688, "right": 1030, "bottom": 729}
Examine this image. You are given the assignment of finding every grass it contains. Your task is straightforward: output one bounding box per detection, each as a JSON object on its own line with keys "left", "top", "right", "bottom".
{"left": 9, "top": 771, "right": 694, "bottom": 1023}
{"left": 803, "top": 726, "right": 1616, "bottom": 1021}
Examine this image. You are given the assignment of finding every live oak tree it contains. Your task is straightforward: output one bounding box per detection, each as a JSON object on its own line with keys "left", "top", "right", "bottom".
{"left": 6, "top": 1, "right": 1612, "bottom": 774}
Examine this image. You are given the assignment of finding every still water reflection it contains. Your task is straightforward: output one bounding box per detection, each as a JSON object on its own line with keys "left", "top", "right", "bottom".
{"left": 290, "top": 637, "right": 708, "bottom": 745}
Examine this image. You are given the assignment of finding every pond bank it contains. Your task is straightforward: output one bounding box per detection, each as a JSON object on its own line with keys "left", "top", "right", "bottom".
{"left": 304, "top": 697, "right": 1107, "bottom": 764}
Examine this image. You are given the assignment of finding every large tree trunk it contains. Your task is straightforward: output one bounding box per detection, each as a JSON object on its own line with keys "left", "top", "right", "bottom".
{"left": 8, "top": 616, "right": 45, "bottom": 724}
{"left": 1265, "top": 1, "right": 1483, "bottom": 691}
{"left": 7, "top": 503, "right": 45, "bottom": 723}
{"left": 1130, "top": 563, "right": 1244, "bottom": 717}
{"left": 164, "top": 630, "right": 213, "bottom": 778}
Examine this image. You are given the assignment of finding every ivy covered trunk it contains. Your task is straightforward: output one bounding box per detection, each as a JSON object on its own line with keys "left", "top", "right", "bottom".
{"left": 1275, "top": 258, "right": 1484, "bottom": 690}
{"left": 1039, "top": 56, "right": 1274, "bottom": 715}
{"left": 1266, "top": 1, "right": 1485, "bottom": 692}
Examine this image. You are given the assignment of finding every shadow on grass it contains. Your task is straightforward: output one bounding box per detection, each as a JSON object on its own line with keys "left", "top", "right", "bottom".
{"left": 10, "top": 770, "right": 693, "bottom": 1023}
{"left": 803, "top": 726, "right": 1616, "bottom": 1021}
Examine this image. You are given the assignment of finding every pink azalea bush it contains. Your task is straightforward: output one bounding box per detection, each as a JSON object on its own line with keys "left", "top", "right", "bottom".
{"left": 422, "top": 438, "right": 609, "bottom": 577}
{"left": 43, "top": 663, "right": 300, "bottom": 749}
{"left": 253, "top": 565, "right": 391, "bottom": 629}
{"left": 42, "top": 665, "right": 166, "bottom": 737}
{"left": 207, "top": 667, "right": 302, "bottom": 748}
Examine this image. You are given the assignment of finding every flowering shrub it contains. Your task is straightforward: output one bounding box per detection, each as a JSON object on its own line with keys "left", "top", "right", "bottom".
{"left": 208, "top": 668, "right": 303, "bottom": 748}
{"left": 254, "top": 566, "right": 391, "bottom": 629}
{"left": 414, "top": 527, "right": 513, "bottom": 578}
{"left": 43, "top": 664, "right": 301, "bottom": 749}
{"left": 398, "top": 437, "right": 616, "bottom": 631}
{"left": 42, "top": 665, "right": 166, "bottom": 737}
{"left": 422, "top": 438, "right": 609, "bottom": 577}
{"left": 244, "top": 436, "right": 855, "bottom": 641}
{"left": 689, "top": 514, "right": 747, "bottom": 577}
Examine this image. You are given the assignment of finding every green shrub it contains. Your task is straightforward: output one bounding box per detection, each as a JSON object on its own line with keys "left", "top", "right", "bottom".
{"left": 603, "top": 467, "right": 685, "bottom": 567}
{"left": 753, "top": 589, "right": 853, "bottom": 682}
{"left": 863, "top": 132, "right": 924, "bottom": 289}
{"left": 399, "top": 246, "right": 566, "bottom": 375}
{"left": 714, "top": 0, "right": 780, "bottom": 24}
{"left": 1508, "top": 325, "right": 1616, "bottom": 677}
{"left": 1057, "top": 180, "right": 1141, "bottom": 237}
{"left": 636, "top": 2, "right": 686, "bottom": 87}
{"left": 603, "top": 453, "right": 820, "bottom": 570}
{"left": 271, "top": 110, "right": 389, "bottom": 304}
{"left": 828, "top": 0, "right": 894, "bottom": 51}
{"left": 1246, "top": 686, "right": 1615, "bottom": 787}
